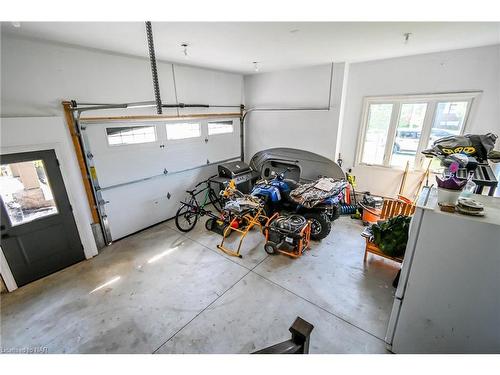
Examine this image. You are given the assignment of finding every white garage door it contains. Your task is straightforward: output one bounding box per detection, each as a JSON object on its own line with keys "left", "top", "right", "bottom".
{"left": 82, "top": 117, "right": 240, "bottom": 241}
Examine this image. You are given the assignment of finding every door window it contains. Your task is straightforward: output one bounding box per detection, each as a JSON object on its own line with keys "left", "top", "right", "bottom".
{"left": 0, "top": 159, "right": 58, "bottom": 226}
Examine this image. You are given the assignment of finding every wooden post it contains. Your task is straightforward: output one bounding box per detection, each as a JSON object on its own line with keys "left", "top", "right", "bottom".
{"left": 62, "top": 101, "right": 100, "bottom": 224}
{"left": 398, "top": 160, "right": 410, "bottom": 196}
{"left": 79, "top": 113, "right": 240, "bottom": 122}
{"left": 413, "top": 158, "right": 432, "bottom": 203}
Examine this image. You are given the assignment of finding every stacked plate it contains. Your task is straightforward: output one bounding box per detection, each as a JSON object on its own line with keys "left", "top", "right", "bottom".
{"left": 456, "top": 197, "right": 485, "bottom": 216}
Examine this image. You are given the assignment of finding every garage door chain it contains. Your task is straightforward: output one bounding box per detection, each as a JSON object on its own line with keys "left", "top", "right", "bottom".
{"left": 145, "top": 21, "right": 162, "bottom": 115}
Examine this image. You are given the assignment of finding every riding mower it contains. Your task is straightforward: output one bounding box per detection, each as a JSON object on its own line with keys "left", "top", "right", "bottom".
{"left": 251, "top": 169, "right": 346, "bottom": 240}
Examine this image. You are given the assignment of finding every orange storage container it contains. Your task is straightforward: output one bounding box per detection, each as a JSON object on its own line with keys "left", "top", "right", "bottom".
{"left": 360, "top": 204, "right": 381, "bottom": 224}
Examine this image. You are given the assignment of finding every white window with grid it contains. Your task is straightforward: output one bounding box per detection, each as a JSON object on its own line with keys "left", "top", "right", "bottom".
{"left": 356, "top": 92, "right": 480, "bottom": 170}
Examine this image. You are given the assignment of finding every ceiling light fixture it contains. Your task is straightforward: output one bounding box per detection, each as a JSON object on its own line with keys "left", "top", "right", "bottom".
{"left": 253, "top": 61, "right": 260, "bottom": 72}
{"left": 181, "top": 43, "right": 189, "bottom": 58}
{"left": 403, "top": 32, "right": 412, "bottom": 45}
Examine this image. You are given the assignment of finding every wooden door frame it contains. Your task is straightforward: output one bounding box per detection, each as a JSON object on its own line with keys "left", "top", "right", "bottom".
{"left": 62, "top": 101, "right": 100, "bottom": 224}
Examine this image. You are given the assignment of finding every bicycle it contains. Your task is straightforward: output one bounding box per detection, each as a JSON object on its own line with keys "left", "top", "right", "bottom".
{"left": 175, "top": 175, "right": 224, "bottom": 232}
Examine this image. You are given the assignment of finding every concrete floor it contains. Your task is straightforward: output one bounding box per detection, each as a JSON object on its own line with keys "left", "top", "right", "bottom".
{"left": 0, "top": 216, "right": 399, "bottom": 353}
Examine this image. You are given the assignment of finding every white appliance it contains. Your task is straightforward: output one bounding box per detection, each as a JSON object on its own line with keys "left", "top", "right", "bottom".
{"left": 385, "top": 186, "right": 500, "bottom": 353}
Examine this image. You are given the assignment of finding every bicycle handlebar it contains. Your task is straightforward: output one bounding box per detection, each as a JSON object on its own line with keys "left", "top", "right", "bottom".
{"left": 195, "top": 174, "right": 219, "bottom": 187}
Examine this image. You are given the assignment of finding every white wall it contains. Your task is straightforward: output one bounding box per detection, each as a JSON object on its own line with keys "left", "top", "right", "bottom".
{"left": 1, "top": 34, "right": 244, "bottom": 246}
{"left": 1, "top": 34, "right": 243, "bottom": 117}
{"left": 2, "top": 32, "right": 499, "bottom": 229}
{"left": 340, "top": 45, "right": 500, "bottom": 197}
{"left": 243, "top": 63, "right": 348, "bottom": 162}
{"left": 243, "top": 45, "right": 499, "bottom": 198}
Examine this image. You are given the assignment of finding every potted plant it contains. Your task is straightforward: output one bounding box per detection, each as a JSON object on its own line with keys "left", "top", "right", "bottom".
{"left": 436, "top": 161, "right": 467, "bottom": 205}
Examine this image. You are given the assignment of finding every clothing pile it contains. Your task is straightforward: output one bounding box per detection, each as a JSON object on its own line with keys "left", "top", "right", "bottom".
{"left": 224, "top": 195, "right": 262, "bottom": 214}
{"left": 289, "top": 177, "right": 347, "bottom": 208}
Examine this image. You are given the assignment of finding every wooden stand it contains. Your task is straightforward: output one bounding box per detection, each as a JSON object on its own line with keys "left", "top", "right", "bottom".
{"left": 363, "top": 198, "right": 415, "bottom": 264}
{"left": 364, "top": 240, "right": 403, "bottom": 263}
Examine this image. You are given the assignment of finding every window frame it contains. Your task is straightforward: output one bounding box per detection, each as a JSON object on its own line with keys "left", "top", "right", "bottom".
{"left": 0, "top": 159, "right": 60, "bottom": 227}
{"left": 105, "top": 124, "right": 158, "bottom": 147}
{"left": 207, "top": 119, "right": 235, "bottom": 136}
{"left": 356, "top": 92, "right": 481, "bottom": 170}
{"left": 165, "top": 121, "right": 203, "bottom": 143}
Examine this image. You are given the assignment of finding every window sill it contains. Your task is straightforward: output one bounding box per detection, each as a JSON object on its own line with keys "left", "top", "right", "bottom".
{"left": 355, "top": 163, "right": 426, "bottom": 173}
{"left": 355, "top": 163, "right": 443, "bottom": 178}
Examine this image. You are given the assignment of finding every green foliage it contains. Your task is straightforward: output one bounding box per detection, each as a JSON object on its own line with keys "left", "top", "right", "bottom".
{"left": 372, "top": 215, "right": 412, "bottom": 257}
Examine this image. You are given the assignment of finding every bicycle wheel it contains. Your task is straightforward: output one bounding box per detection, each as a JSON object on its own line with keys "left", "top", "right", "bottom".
{"left": 175, "top": 202, "right": 199, "bottom": 232}
{"left": 208, "top": 189, "right": 223, "bottom": 212}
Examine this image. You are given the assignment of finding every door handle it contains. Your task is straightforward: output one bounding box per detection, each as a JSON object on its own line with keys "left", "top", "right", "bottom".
{"left": 1, "top": 233, "right": 10, "bottom": 239}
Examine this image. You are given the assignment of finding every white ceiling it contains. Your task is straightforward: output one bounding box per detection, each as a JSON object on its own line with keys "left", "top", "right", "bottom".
{"left": 2, "top": 22, "right": 499, "bottom": 74}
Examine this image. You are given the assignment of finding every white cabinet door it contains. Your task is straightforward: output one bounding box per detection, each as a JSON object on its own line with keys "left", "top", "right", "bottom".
{"left": 391, "top": 211, "right": 500, "bottom": 353}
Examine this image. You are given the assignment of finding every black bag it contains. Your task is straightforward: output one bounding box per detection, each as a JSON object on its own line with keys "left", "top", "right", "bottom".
{"left": 422, "top": 133, "right": 497, "bottom": 162}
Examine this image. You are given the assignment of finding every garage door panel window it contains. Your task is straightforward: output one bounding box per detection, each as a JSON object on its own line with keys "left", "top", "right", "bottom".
{"left": 358, "top": 93, "right": 478, "bottom": 170}
{"left": 106, "top": 126, "right": 156, "bottom": 146}
{"left": 208, "top": 120, "right": 234, "bottom": 135}
{"left": 166, "top": 122, "right": 201, "bottom": 141}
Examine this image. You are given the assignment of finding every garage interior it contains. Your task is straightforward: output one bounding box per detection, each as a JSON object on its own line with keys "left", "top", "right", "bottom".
{"left": 1, "top": 20, "right": 500, "bottom": 356}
